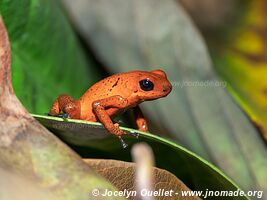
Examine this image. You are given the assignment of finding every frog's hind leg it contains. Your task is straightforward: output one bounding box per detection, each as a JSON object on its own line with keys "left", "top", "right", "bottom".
{"left": 49, "top": 94, "right": 80, "bottom": 119}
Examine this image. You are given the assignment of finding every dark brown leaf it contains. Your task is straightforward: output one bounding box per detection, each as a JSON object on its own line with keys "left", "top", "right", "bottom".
{"left": 85, "top": 159, "right": 200, "bottom": 200}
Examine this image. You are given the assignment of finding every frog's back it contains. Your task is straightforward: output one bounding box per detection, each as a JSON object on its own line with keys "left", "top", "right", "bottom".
{"left": 78, "top": 71, "right": 140, "bottom": 120}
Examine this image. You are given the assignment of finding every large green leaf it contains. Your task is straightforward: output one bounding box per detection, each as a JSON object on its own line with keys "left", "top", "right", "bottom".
{"left": 62, "top": 0, "right": 267, "bottom": 194}
{"left": 0, "top": 15, "right": 122, "bottom": 200}
{"left": 0, "top": 0, "right": 102, "bottom": 114}
{"left": 34, "top": 114, "right": 251, "bottom": 200}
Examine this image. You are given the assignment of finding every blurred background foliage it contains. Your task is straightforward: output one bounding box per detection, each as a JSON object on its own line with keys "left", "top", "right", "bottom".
{"left": 204, "top": 0, "right": 267, "bottom": 141}
{"left": 182, "top": 0, "right": 267, "bottom": 140}
{"left": 1, "top": 0, "right": 267, "bottom": 198}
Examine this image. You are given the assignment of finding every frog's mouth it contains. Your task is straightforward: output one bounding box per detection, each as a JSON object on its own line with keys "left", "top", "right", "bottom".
{"left": 139, "top": 91, "right": 171, "bottom": 101}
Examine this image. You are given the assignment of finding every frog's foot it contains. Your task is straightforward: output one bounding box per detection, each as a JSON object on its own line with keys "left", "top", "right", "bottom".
{"left": 47, "top": 112, "right": 69, "bottom": 119}
{"left": 112, "top": 123, "right": 129, "bottom": 148}
{"left": 62, "top": 113, "right": 70, "bottom": 119}
{"left": 118, "top": 136, "right": 128, "bottom": 149}
{"left": 117, "top": 133, "right": 138, "bottom": 149}
{"left": 56, "top": 113, "right": 69, "bottom": 119}
{"left": 129, "top": 131, "right": 139, "bottom": 138}
{"left": 114, "top": 123, "right": 139, "bottom": 138}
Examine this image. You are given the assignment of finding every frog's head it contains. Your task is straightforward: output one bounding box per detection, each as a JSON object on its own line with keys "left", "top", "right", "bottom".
{"left": 134, "top": 69, "right": 172, "bottom": 101}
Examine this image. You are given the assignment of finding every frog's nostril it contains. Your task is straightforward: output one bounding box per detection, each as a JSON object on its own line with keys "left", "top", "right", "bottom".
{"left": 163, "top": 84, "right": 172, "bottom": 93}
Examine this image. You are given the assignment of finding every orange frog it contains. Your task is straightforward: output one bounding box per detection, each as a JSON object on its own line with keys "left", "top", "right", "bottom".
{"left": 49, "top": 70, "right": 172, "bottom": 148}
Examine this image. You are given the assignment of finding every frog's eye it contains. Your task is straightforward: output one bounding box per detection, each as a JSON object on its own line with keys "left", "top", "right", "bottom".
{"left": 139, "top": 79, "right": 154, "bottom": 91}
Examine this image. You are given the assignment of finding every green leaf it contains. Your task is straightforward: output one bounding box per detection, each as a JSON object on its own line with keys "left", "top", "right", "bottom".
{"left": 0, "top": 15, "right": 122, "bottom": 200}
{"left": 34, "top": 114, "right": 250, "bottom": 200}
{"left": 0, "top": 0, "right": 102, "bottom": 114}
{"left": 62, "top": 0, "right": 267, "bottom": 194}
{"left": 210, "top": 0, "right": 267, "bottom": 139}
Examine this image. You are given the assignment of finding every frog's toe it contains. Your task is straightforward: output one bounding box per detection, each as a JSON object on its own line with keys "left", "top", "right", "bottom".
{"left": 62, "top": 113, "right": 69, "bottom": 118}
{"left": 118, "top": 136, "right": 128, "bottom": 149}
{"left": 129, "top": 131, "right": 139, "bottom": 138}
{"left": 57, "top": 113, "right": 69, "bottom": 119}
{"left": 114, "top": 123, "right": 120, "bottom": 128}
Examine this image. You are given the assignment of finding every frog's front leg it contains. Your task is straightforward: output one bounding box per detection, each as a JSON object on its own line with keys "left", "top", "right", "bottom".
{"left": 92, "top": 95, "right": 136, "bottom": 148}
{"left": 49, "top": 94, "right": 80, "bottom": 119}
{"left": 133, "top": 106, "right": 149, "bottom": 132}
{"left": 92, "top": 95, "right": 128, "bottom": 136}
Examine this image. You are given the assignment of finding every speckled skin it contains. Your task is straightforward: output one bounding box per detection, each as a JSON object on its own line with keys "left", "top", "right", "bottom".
{"left": 49, "top": 70, "right": 172, "bottom": 136}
